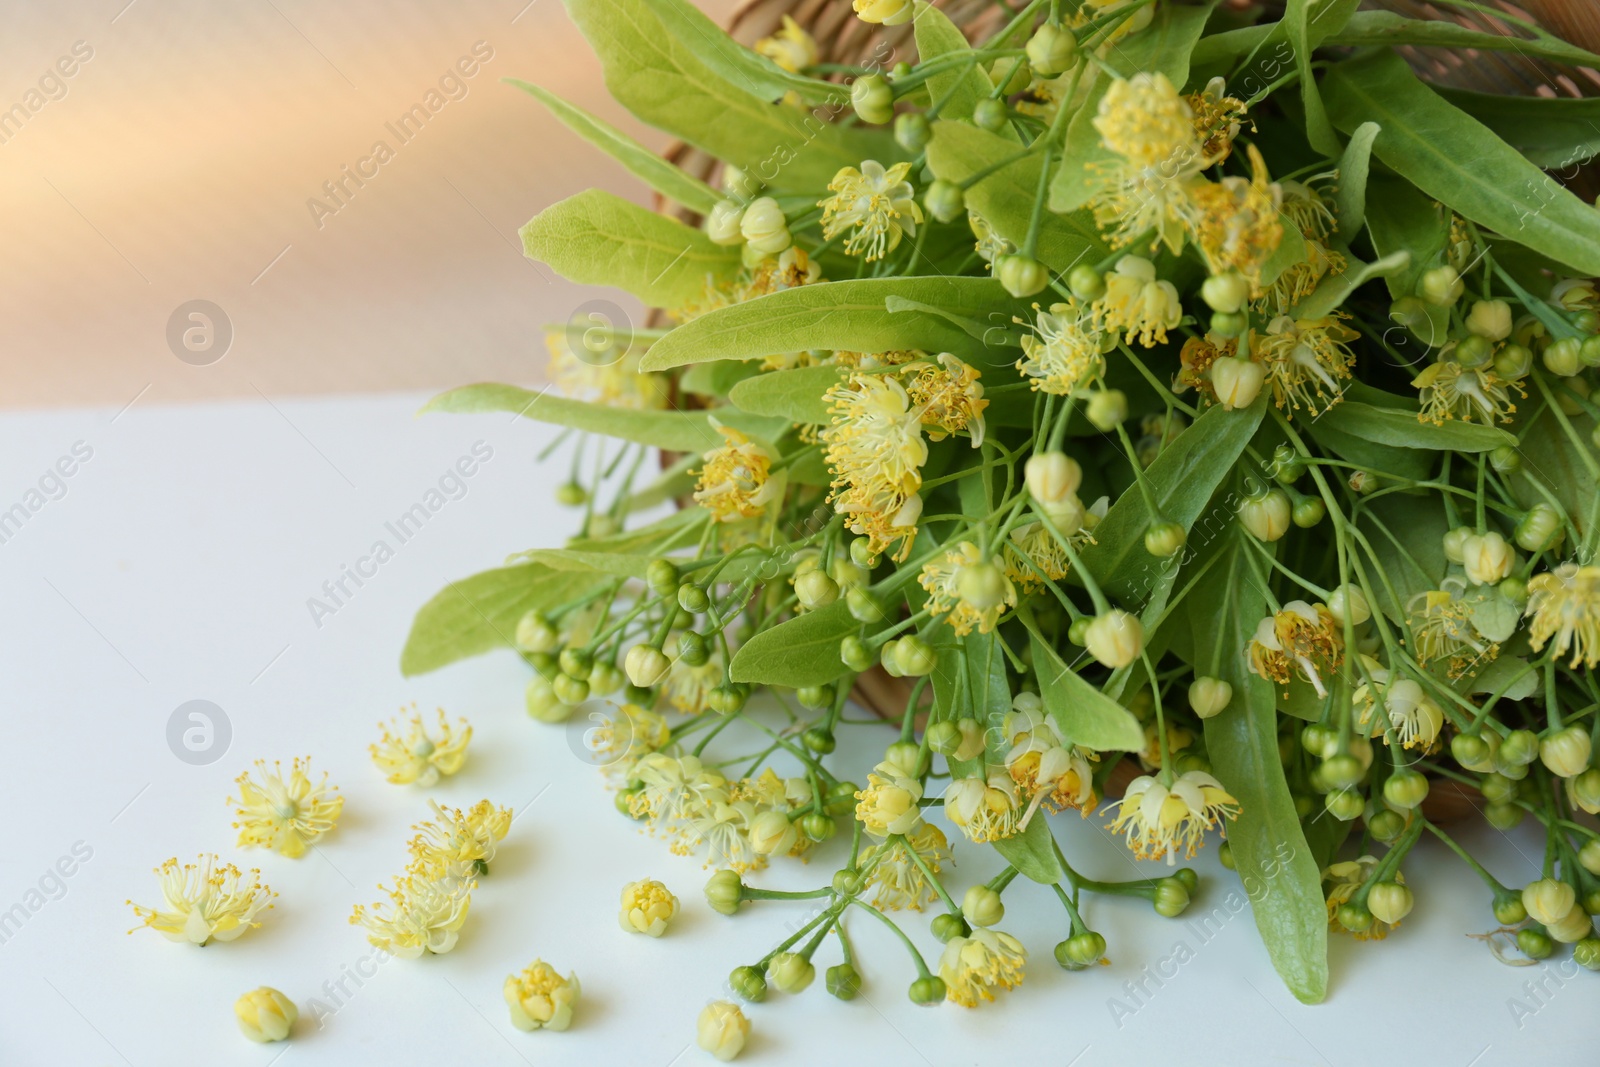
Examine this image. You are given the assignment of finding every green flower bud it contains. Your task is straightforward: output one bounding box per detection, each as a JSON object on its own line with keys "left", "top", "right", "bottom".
{"left": 851, "top": 74, "right": 894, "bottom": 124}
{"left": 623, "top": 683, "right": 654, "bottom": 707}
{"left": 909, "top": 976, "right": 947, "bottom": 1005}
{"left": 1144, "top": 519, "right": 1186, "bottom": 558}
{"left": 1493, "top": 342, "right": 1532, "bottom": 380}
{"left": 931, "top": 912, "right": 970, "bottom": 942}
{"left": 1517, "top": 928, "right": 1554, "bottom": 960}
{"left": 1543, "top": 336, "right": 1583, "bottom": 376}
{"left": 616, "top": 785, "right": 643, "bottom": 817}
{"left": 1210, "top": 311, "right": 1247, "bottom": 337}
{"left": 1326, "top": 584, "right": 1370, "bottom": 627}
{"left": 1480, "top": 772, "right": 1517, "bottom": 804}
{"left": 895, "top": 634, "right": 938, "bottom": 677}
{"left": 1292, "top": 793, "right": 1314, "bottom": 819}
{"left": 768, "top": 952, "right": 816, "bottom": 994}
{"left": 801, "top": 812, "right": 836, "bottom": 842}
{"left": 1466, "top": 299, "right": 1513, "bottom": 341}
{"left": 588, "top": 660, "right": 624, "bottom": 696}
{"left": 558, "top": 646, "right": 594, "bottom": 679}
{"left": 1367, "top": 881, "right": 1413, "bottom": 924}
{"left": 825, "top": 780, "right": 860, "bottom": 816}
{"left": 1581, "top": 334, "right": 1600, "bottom": 368}
{"left": 1219, "top": 841, "right": 1235, "bottom": 869}
{"left": 1485, "top": 802, "right": 1523, "bottom": 830}
{"left": 526, "top": 675, "right": 571, "bottom": 723}
{"left": 1211, "top": 355, "right": 1264, "bottom": 408}
{"left": 555, "top": 481, "right": 588, "bottom": 506}
{"left": 1540, "top": 724, "right": 1593, "bottom": 778}
{"left": 1054, "top": 931, "right": 1106, "bottom": 970}
{"left": 1025, "top": 22, "right": 1078, "bottom": 75}
{"left": 1187, "top": 676, "right": 1232, "bottom": 719}
{"left": 885, "top": 739, "right": 929, "bottom": 777}
{"left": 1322, "top": 754, "right": 1364, "bottom": 790}
{"left": 647, "top": 558, "right": 680, "bottom": 595}
{"left": 706, "top": 684, "right": 748, "bottom": 716}
{"left": 846, "top": 586, "right": 886, "bottom": 623}
{"left": 926, "top": 720, "right": 961, "bottom": 754}
{"left": 972, "top": 97, "right": 1007, "bottom": 131}
{"left": 1575, "top": 938, "right": 1600, "bottom": 971}
{"left": 1441, "top": 526, "right": 1472, "bottom": 563}
{"left": 923, "top": 179, "right": 965, "bottom": 223}
{"left": 1489, "top": 444, "right": 1521, "bottom": 473}
{"left": 849, "top": 537, "right": 879, "bottom": 568}
{"left": 797, "top": 683, "right": 834, "bottom": 710}
{"left": 840, "top": 635, "right": 873, "bottom": 672}
{"left": 676, "top": 630, "right": 710, "bottom": 668}
{"left": 1420, "top": 265, "right": 1464, "bottom": 306}
{"left": 832, "top": 868, "right": 863, "bottom": 895}
{"left": 1301, "top": 724, "right": 1335, "bottom": 758}
{"left": 1383, "top": 769, "right": 1429, "bottom": 810}
{"left": 729, "top": 965, "right": 767, "bottom": 1002}
{"left": 826, "top": 962, "right": 862, "bottom": 1000}
{"left": 894, "top": 111, "right": 931, "bottom": 152}
{"left": 552, "top": 672, "right": 590, "bottom": 706}
{"left": 1582, "top": 835, "right": 1600, "bottom": 878}
{"left": 831, "top": 558, "right": 869, "bottom": 590}
{"left": 1523, "top": 877, "right": 1577, "bottom": 926}
{"left": 1367, "top": 808, "right": 1406, "bottom": 842}
{"left": 996, "top": 254, "right": 1049, "bottom": 298}
{"left": 794, "top": 569, "right": 840, "bottom": 609}
{"left": 1174, "top": 868, "right": 1199, "bottom": 895}
{"left": 961, "top": 885, "right": 1005, "bottom": 928}
{"left": 1514, "top": 502, "right": 1562, "bottom": 552}
{"left": 1337, "top": 902, "right": 1374, "bottom": 933}
{"left": 1499, "top": 575, "right": 1528, "bottom": 605}
{"left": 1494, "top": 894, "right": 1528, "bottom": 926}
{"left": 1153, "top": 878, "right": 1190, "bottom": 917}
{"left": 1239, "top": 489, "right": 1291, "bottom": 542}
{"left": 678, "top": 582, "right": 712, "bottom": 614}
{"left": 956, "top": 560, "right": 1009, "bottom": 610}
{"left": 1083, "top": 609, "right": 1143, "bottom": 669}
{"left": 1454, "top": 333, "right": 1493, "bottom": 368}
{"left": 1499, "top": 728, "right": 1540, "bottom": 768}
{"left": 1067, "top": 615, "right": 1091, "bottom": 646}
{"left": 802, "top": 727, "right": 836, "bottom": 754}
{"left": 1451, "top": 732, "right": 1490, "bottom": 768}
{"left": 1201, "top": 272, "right": 1249, "bottom": 313}
{"left": 705, "top": 869, "right": 744, "bottom": 916}
{"left": 1067, "top": 264, "right": 1105, "bottom": 301}
{"left": 1085, "top": 388, "right": 1128, "bottom": 430}
{"left": 1325, "top": 788, "right": 1364, "bottom": 821}
{"left": 1291, "top": 496, "right": 1326, "bottom": 528}
{"left": 515, "top": 610, "right": 561, "bottom": 654}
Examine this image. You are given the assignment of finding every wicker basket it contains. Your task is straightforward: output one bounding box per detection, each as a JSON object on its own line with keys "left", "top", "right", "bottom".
{"left": 651, "top": 0, "right": 1594, "bottom": 824}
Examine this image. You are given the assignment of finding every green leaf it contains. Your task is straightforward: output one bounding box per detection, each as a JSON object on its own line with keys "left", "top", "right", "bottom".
{"left": 728, "top": 366, "right": 845, "bottom": 424}
{"left": 1258, "top": 213, "right": 1307, "bottom": 288}
{"left": 1437, "top": 87, "right": 1600, "bottom": 171}
{"left": 640, "top": 277, "right": 1026, "bottom": 371}
{"left": 930, "top": 633, "right": 1011, "bottom": 779}
{"left": 1363, "top": 174, "right": 1449, "bottom": 299}
{"left": 1028, "top": 627, "right": 1145, "bottom": 751}
{"left": 926, "top": 121, "right": 1106, "bottom": 274}
{"left": 1322, "top": 51, "right": 1600, "bottom": 277}
{"left": 914, "top": 2, "right": 991, "bottom": 125}
{"left": 507, "top": 80, "right": 720, "bottom": 213}
{"left": 728, "top": 600, "right": 872, "bottom": 687}
{"left": 1507, "top": 401, "right": 1599, "bottom": 549}
{"left": 1314, "top": 400, "right": 1517, "bottom": 453}
{"left": 1284, "top": 0, "right": 1360, "bottom": 156}
{"left": 991, "top": 816, "right": 1065, "bottom": 884}
{"left": 1465, "top": 655, "right": 1538, "bottom": 701}
{"left": 1080, "top": 398, "right": 1266, "bottom": 604}
{"left": 520, "top": 189, "right": 738, "bottom": 307}
{"left": 1293, "top": 250, "right": 1409, "bottom": 320}
{"left": 523, "top": 546, "right": 772, "bottom": 583}
{"left": 565, "top": 0, "right": 891, "bottom": 190}
{"left": 680, "top": 358, "right": 760, "bottom": 398}
{"left": 1332, "top": 121, "right": 1380, "bottom": 235}
{"left": 1355, "top": 494, "right": 1448, "bottom": 624}
{"left": 1331, "top": 11, "right": 1600, "bottom": 71}
{"left": 421, "top": 383, "right": 786, "bottom": 451}
{"left": 1190, "top": 532, "right": 1328, "bottom": 1004}
{"left": 402, "top": 563, "right": 604, "bottom": 676}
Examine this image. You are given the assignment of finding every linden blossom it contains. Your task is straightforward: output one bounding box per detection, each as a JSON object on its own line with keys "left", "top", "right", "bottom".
{"left": 305, "top": 40, "right": 495, "bottom": 229}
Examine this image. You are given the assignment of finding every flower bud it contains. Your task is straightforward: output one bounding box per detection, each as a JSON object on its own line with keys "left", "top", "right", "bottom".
{"left": 851, "top": 74, "right": 895, "bottom": 124}
{"left": 1383, "top": 768, "right": 1429, "bottom": 810}
{"left": 801, "top": 811, "right": 836, "bottom": 842}
{"left": 1326, "top": 584, "right": 1370, "bottom": 627}
{"left": 953, "top": 717, "right": 985, "bottom": 761}
{"left": 1391, "top": 296, "right": 1446, "bottom": 345}
{"left": 1540, "top": 725, "right": 1592, "bottom": 778}
{"left": 1462, "top": 298, "right": 1512, "bottom": 341}
{"left": 1211, "top": 311, "right": 1247, "bottom": 336}
{"left": 1485, "top": 801, "right": 1523, "bottom": 829}
{"left": 729, "top": 966, "right": 767, "bottom": 1003}
{"left": 1153, "top": 878, "right": 1190, "bottom": 917}
{"left": 927, "top": 720, "right": 961, "bottom": 755}
{"left": 1085, "top": 388, "right": 1128, "bottom": 430}
{"left": 1544, "top": 336, "right": 1583, "bottom": 376}
{"left": 802, "top": 726, "right": 835, "bottom": 753}
{"left": 1325, "top": 788, "right": 1364, "bottom": 821}
{"left": 675, "top": 630, "right": 710, "bottom": 668}
{"left": 552, "top": 672, "right": 590, "bottom": 706}
{"left": 1239, "top": 489, "right": 1291, "bottom": 542}
{"left": 1368, "top": 808, "right": 1406, "bottom": 842}
{"left": 1515, "top": 503, "right": 1562, "bottom": 552}
{"left": 1575, "top": 938, "right": 1600, "bottom": 971}
{"left": 972, "top": 97, "right": 1007, "bottom": 131}
{"left": 1201, "top": 272, "right": 1250, "bottom": 313}
{"left": 1549, "top": 904, "right": 1595, "bottom": 944}
{"left": 909, "top": 976, "right": 947, "bottom": 1005}
{"left": 678, "top": 582, "right": 712, "bottom": 614}
{"left": 1582, "top": 334, "right": 1600, "bottom": 368}
{"left": 1211, "top": 357, "right": 1265, "bottom": 409}
{"left": 1518, "top": 928, "right": 1554, "bottom": 959}
{"left": 1572, "top": 768, "right": 1600, "bottom": 816}
{"left": 840, "top": 635, "right": 873, "bottom": 672}
{"left": 794, "top": 569, "right": 840, "bottom": 609}
{"left": 1084, "top": 610, "right": 1143, "bottom": 668}
{"left": 931, "top": 912, "right": 970, "bottom": 942}
{"left": 706, "top": 200, "right": 745, "bottom": 246}
{"left": 619, "top": 878, "right": 679, "bottom": 937}
{"left": 996, "top": 254, "right": 1050, "bottom": 298}
{"left": 1144, "top": 520, "right": 1186, "bottom": 558}
{"left": 1523, "top": 878, "right": 1577, "bottom": 926}
{"left": 1025, "top": 451, "right": 1082, "bottom": 505}
{"left": 894, "top": 112, "right": 931, "bottom": 152}
{"left": 235, "top": 987, "right": 297, "bottom": 1043}
{"left": 1026, "top": 22, "right": 1078, "bottom": 75}
{"left": 767, "top": 951, "right": 816, "bottom": 994}
{"left": 739, "top": 196, "right": 791, "bottom": 256}
{"left": 1441, "top": 526, "right": 1472, "bottom": 563}
{"left": 697, "top": 1001, "right": 750, "bottom": 1061}
{"left": 957, "top": 560, "right": 1009, "bottom": 610}
{"left": 1067, "top": 264, "right": 1105, "bottom": 301}
{"left": 846, "top": 586, "right": 886, "bottom": 622}
{"left": 1494, "top": 342, "right": 1533, "bottom": 380}
{"left": 503, "top": 961, "right": 580, "bottom": 1032}
{"left": 1054, "top": 930, "right": 1106, "bottom": 970}
{"left": 516, "top": 610, "right": 561, "bottom": 653}
{"left": 748, "top": 810, "right": 799, "bottom": 856}
{"left": 854, "top": 0, "right": 915, "bottom": 25}
{"left": 961, "top": 885, "right": 1005, "bottom": 928}
{"left": 1338, "top": 902, "right": 1374, "bottom": 932}
{"left": 705, "top": 869, "right": 745, "bottom": 915}
{"left": 895, "top": 634, "right": 938, "bottom": 677}
{"left": 1455, "top": 333, "right": 1494, "bottom": 368}
{"left": 556, "top": 481, "right": 588, "bottom": 506}
{"left": 1420, "top": 265, "right": 1463, "bottom": 306}
{"left": 1188, "top": 676, "right": 1232, "bottom": 718}
{"left": 1368, "top": 881, "right": 1414, "bottom": 924}
{"left": 647, "top": 558, "right": 681, "bottom": 596}
{"left": 924, "top": 179, "right": 965, "bottom": 223}
{"left": 1460, "top": 531, "right": 1514, "bottom": 585}
{"left": 1292, "top": 496, "right": 1325, "bottom": 528}
{"left": 1580, "top": 838, "right": 1600, "bottom": 877}
{"left": 525, "top": 675, "right": 572, "bottom": 723}
{"left": 1490, "top": 447, "right": 1521, "bottom": 479}
{"left": 826, "top": 962, "right": 862, "bottom": 1000}
{"left": 625, "top": 644, "right": 672, "bottom": 689}
{"left": 707, "top": 684, "right": 748, "bottom": 716}
{"left": 1500, "top": 728, "right": 1540, "bottom": 768}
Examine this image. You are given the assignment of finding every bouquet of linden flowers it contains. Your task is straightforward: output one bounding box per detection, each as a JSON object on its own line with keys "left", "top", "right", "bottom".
{"left": 405, "top": 0, "right": 1600, "bottom": 1009}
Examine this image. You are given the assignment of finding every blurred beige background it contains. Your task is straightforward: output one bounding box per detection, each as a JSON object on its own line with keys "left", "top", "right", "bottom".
{"left": 0, "top": 0, "right": 733, "bottom": 410}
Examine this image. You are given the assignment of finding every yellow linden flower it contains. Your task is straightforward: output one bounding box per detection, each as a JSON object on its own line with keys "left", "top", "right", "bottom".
{"left": 852, "top": 0, "right": 913, "bottom": 26}
{"left": 1408, "top": 589, "right": 1498, "bottom": 678}
{"left": 1324, "top": 856, "right": 1400, "bottom": 940}
{"left": 939, "top": 928, "right": 1027, "bottom": 1007}
{"left": 1527, "top": 564, "right": 1600, "bottom": 669}
{"left": 370, "top": 706, "right": 471, "bottom": 787}
{"left": 629, "top": 753, "right": 724, "bottom": 824}
{"left": 1186, "top": 76, "right": 1250, "bottom": 162}
{"left": 1254, "top": 313, "right": 1359, "bottom": 416}
{"left": 408, "top": 799, "right": 512, "bottom": 880}
{"left": 1413, "top": 361, "right": 1521, "bottom": 425}
{"left": 1095, "top": 256, "right": 1183, "bottom": 347}
{"left": 1104, "top": 770, "right": 1240, "bottom": 864}
{"left": 833, "top": 348, "right": 922, "bottom": 371}
{"left": 1004, "top": 521, "right": 1072, "bottom": 590}
{"left": 546, "top": 329, "right": 667, "bottom": 410}
{"left": 591, "top": 702, "right": 670, "bottom": 775}
{"left": 1003, "top": 693, "right": 1097, "bottom": 825}
{"left": 618, "top": 879, "right": 679, "bottom": 936}
{"left": 1094, "top": 72, "right": 1202, "bottom": 169}
{"left": 127, "top": 854, "right": 275, "bottom": 945}
{"left": 1280, "top": 175, "right": 1340, "bottom": 244}
{"left": 855, "top": 761, "right": 924, "bottom": 838}
{"left": 918, "top": 541, "right": 1018, "bottom": 636}
{"left": 968, "top": 210, "right": 1016, "bottom": 265}
{"left": 821, "top": 160, "right": 924, "bottom": 262}
{"left": 677, "top": 795, "right": 765, "bottom": 872}
{"left": 903, "top": 353, "right": 988, "bottom": 445}
{"left": 664, "top": 635, "right": 724, "bottom": 714}
{"left": 822, "top": 373, "right": 928, "bottom": 562}
{"left": 1187, "top": 145, "right": 1284, "bottom": 287}
{"left": 505, "top": 960, "right": 580, "bottom": 1031}
{"left": 693, "top": 422, "right": 779, "bottom": 523}
{"left": 943, "top": 773, "right": 1022, "bottom": 843}
{"left": 753, "top": 14, "right": 817, "bottom": 72}
{"left": 1255, "top": 239, "right": 1344, "bottom": 317}
{"left": 350, "top": 872, "right": 473, "bottom": 958}
{"left": 229, "top": 757, "right": 343, "bottom": 858}
{"left": 858, "top": 824, "right": 951, "bottom": 911}
{"left": 1016, "top": 300, "right": 1107, "bottom": 395}
{"left": 1089, "top": 73, "right": 1209, "bottom": 253}
{"left": 1354, "top": 674, "right": 1444, "bottom": 751}
{"left": 1247, "top": 600, "right": 1343, "bottom": 698}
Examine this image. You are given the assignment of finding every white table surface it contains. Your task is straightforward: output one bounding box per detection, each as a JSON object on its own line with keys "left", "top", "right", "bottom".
{"left": 0, "top": 392, "right": 1592, "bottom": 1066}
